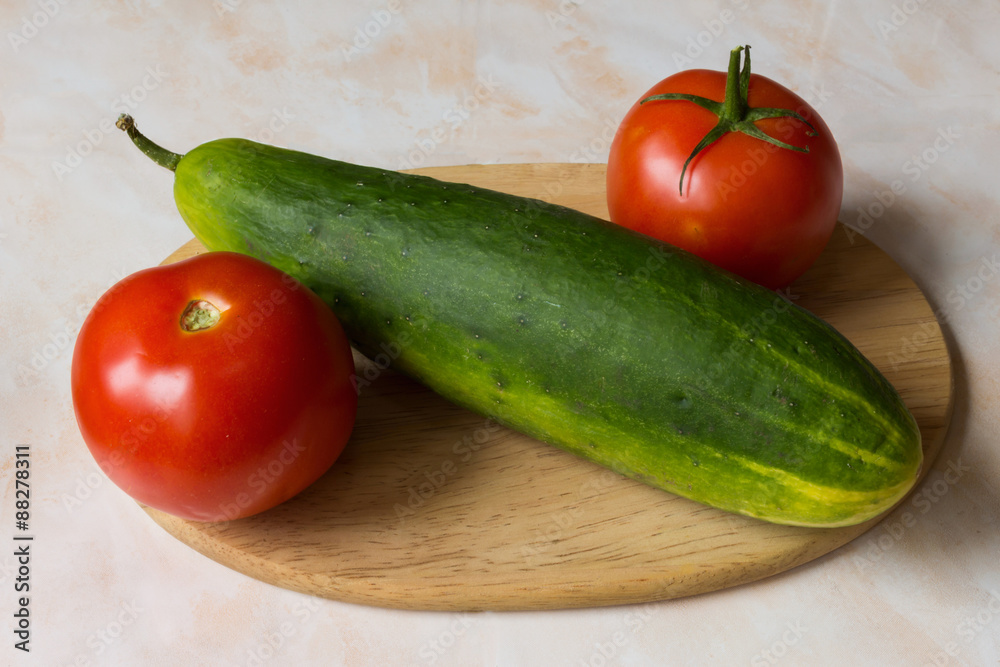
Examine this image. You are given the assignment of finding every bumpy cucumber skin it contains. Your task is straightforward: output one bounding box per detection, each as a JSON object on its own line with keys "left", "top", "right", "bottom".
{"left": 171, "top": 139, "right": 921, "bottom": 527}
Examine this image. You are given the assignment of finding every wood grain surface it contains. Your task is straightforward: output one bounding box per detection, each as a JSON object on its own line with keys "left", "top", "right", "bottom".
{"left": 144, "top": 163, "right": 953, "bottom": 611}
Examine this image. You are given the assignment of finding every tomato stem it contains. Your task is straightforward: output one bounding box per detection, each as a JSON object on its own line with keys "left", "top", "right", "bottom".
{"left": 722, "top": 44, "right": 748, "bottom": 121}
{"left": 640, "top": 45, "right": 818, "bottom": 196}
{"left": 116, "top": 114, "right": 183, "bottom": 172}
{"left": 181, "top": 300, "right": 221, "bottom": 332}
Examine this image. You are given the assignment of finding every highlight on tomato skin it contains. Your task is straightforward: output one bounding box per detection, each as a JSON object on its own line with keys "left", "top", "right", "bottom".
{"left": 606, "top": 45, "right": 844, "bottom": 290}
{"left": 70, "top": 251, "right": 359, "bottom": 522}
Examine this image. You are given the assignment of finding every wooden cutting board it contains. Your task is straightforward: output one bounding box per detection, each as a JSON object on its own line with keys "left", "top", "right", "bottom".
{"left": 145, "top": 163, "right": 953, "bottom": 611}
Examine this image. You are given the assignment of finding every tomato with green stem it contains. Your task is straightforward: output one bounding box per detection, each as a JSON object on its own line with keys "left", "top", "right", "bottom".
{"left": 71, "top": 251, "right": 358, "bottom": 522}
{"left": 606, "top": 45, "right": 843, "bottom": 289}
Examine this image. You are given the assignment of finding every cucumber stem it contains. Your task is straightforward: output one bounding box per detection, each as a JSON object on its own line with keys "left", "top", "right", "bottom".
{"left": 116, "top": 114, "right": 183, "bottom": 172}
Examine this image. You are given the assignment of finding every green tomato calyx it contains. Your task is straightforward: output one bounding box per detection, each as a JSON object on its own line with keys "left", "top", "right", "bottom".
{"left": 181, "top": 300, "right": 221, "bottom": 332}
{"left": 640, "top": 45, "right": 817, "bottom": 196}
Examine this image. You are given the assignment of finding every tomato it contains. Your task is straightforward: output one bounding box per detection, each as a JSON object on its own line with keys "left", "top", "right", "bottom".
{"left": 607, "top": 45, "right": 843, "bottom": 289}
{"left": 71, "top": 251, "right": 358, "bottom": 522}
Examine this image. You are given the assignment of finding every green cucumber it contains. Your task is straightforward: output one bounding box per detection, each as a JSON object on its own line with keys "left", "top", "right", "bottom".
{"left": 118, "top": 114, "right": 922, "bottom": 527}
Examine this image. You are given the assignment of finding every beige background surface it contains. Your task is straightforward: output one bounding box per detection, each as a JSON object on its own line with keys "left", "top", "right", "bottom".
{"left": 1, "top": 1, "right": 997, "bottom": 665}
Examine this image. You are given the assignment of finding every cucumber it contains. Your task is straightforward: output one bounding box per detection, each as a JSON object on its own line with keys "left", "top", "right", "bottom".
{"left": 118, "top": 114, "right": 922, "bottom": 527}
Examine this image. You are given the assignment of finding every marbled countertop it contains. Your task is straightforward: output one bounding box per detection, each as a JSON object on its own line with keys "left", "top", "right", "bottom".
{"left": 2, "top": 1, "right": 998, "bottom": 665}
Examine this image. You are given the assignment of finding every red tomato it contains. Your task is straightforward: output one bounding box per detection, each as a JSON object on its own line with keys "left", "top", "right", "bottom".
{"left": 607, "top": 46, "right": 843, "bottom": 289}
{"left": 71, "top": 251, "right": 358, "bottom": 522}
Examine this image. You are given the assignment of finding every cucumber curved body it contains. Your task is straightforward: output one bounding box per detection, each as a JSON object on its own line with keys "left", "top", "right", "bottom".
{"left": 153, "top": 136, "right": 920, "bottom": 527}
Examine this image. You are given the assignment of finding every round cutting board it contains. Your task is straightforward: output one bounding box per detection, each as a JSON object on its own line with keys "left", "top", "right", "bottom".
{"left": 145, "top": 163, "right": 953, "bottom": 611}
